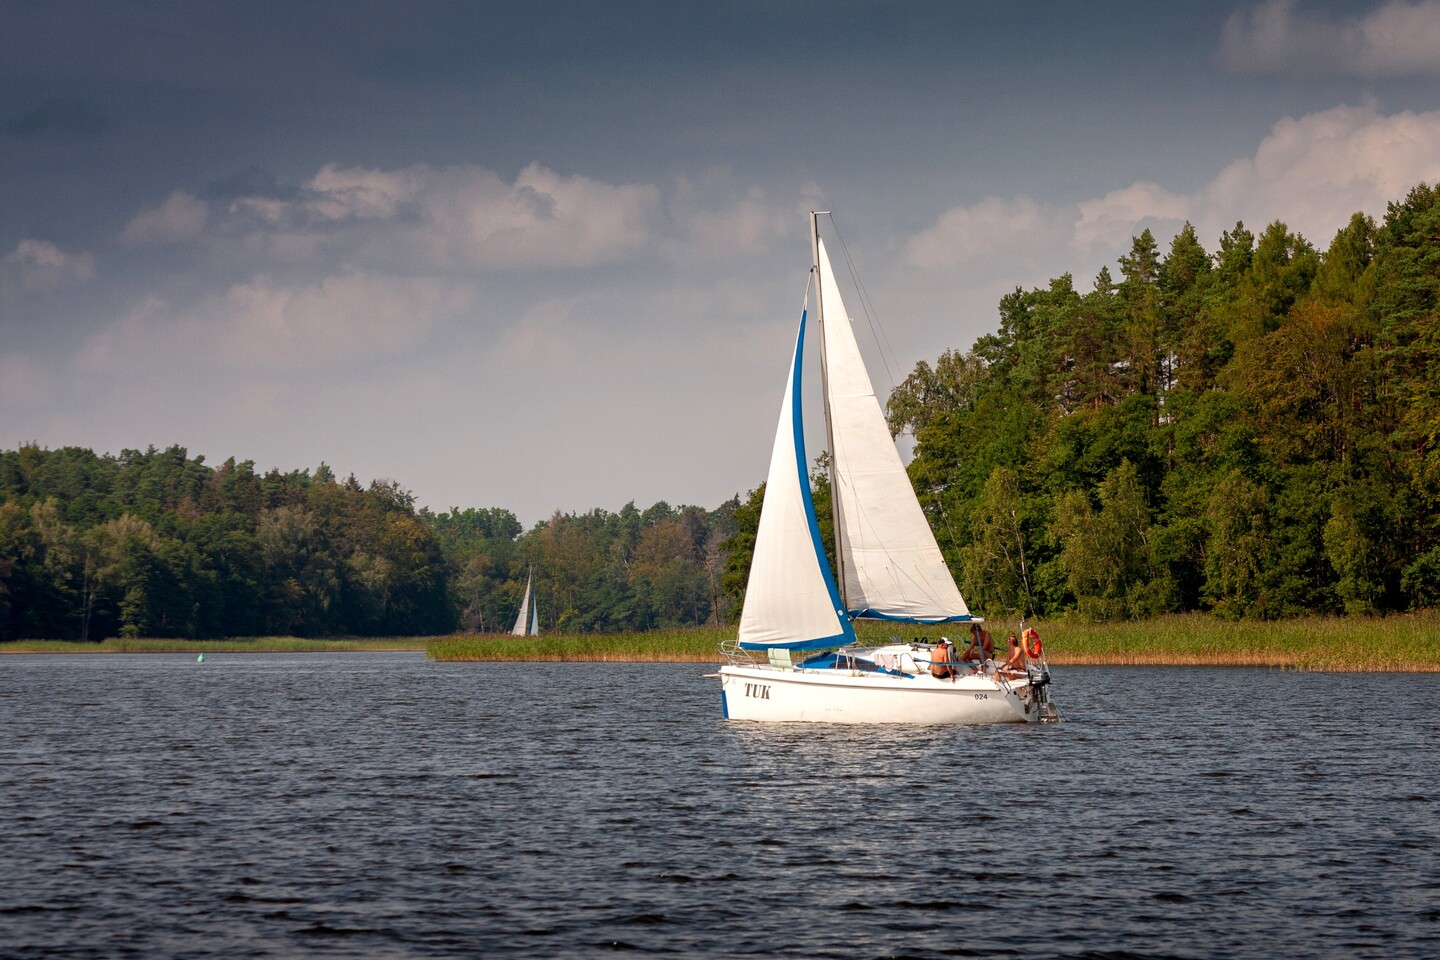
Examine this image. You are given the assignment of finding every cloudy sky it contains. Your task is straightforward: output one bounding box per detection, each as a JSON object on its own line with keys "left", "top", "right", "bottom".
{"left": 5, "top": 0, "right": 1440, "bottom": 526}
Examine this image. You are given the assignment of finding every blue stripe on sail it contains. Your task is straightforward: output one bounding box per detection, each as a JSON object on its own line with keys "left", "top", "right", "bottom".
{"left": 741, "top": 630, "right": 855, "bottom": 652}
{"left": 848, "top": 609, "right": 975, "bottom": 624}
{"left": 793, "top": 308, "right": 857, "bottom": 650}
{"left": 738, "top": 306, "right": 857, "bottom": 653}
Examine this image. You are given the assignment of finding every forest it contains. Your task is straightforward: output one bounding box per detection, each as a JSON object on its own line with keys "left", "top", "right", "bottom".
{"left": 886, "top": 182, "right": 1440, "bottom": 622}
{"left": 0, "top": 445, "right": 739, "bottom": 641}
{"left": 1, "top": 182, "right": 1436, "bottom": 640}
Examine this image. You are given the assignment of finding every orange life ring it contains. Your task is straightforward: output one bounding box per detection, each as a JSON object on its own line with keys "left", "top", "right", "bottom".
{"left": 1023, "top": 627, "right": 1043, "bottom": 659}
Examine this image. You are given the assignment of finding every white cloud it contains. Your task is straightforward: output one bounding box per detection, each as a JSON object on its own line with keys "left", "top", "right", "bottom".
{"left": 1202, "top": 104, "right": 1440, "bottom": 237}
{"left": 74, "top": 294, "right": 192, "bottom": 376}
{"left": 1074, "top": 182, "right": 1192, "bottom": 250}
{"left": 1080, "top": 104, "right": 1440, "bottom": 248}
{"left": 76, "top": 271, "right": 477, "bottom": 377}
{"left": 1, "top": 238, "right": 95, "bottom": 294}
{"left": 212, "top": 272, "right": 473, "bottom": 369}
{"left": 903, "top": 196, "right": 1054, "bottom": 269}
{"left": 666, "top": 182, "right": 790, "bottom": 261}
{"left": 266, "top": 161, "right": 666, "bottom": 270}
{"left": 896, "top": 102, "right": 1440, "bottom": 361}
{"left": 306, "top": 164, "right": 424, "bottom": 222}
{"left": 121, "top": 190, "right": 209, "bottom": 244}
{"left": 167, "top": 162, "right": 800, "bottom": 277}
{"left": 1221, "top": 0, "right": 1440, "bottom": 75}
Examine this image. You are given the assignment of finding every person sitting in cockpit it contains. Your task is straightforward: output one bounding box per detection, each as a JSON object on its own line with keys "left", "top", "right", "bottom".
{"left": 930, "top": 637, "right": 959, "bottom": 680}
{"left": 958, "top": 622, "right": 994, "bottom": 668}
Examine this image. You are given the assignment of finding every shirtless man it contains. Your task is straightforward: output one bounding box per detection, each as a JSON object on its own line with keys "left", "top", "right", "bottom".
{"left": 930, "top": 638, "right": 959, "bottom": 680}
{"left": 958, "top": 622, "right": 994, "bottom": 667}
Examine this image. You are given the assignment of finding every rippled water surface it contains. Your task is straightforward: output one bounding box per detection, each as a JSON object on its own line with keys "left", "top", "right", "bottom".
{"left": 2, "top": 654, "right": 1437, "bottom": 959}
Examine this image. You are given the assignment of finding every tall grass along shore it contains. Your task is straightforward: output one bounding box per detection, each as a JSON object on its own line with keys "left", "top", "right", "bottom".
{"left": 428, "top": 611, "right": 1439, "bottom": 672}
{"left": 6, "top": 613, "right": 1434, "bottom": 670}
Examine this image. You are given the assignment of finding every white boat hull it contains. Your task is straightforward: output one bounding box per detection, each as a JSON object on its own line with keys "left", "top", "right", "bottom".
{"left": 718, "top": 663, "right": 1041, "bottom": 724}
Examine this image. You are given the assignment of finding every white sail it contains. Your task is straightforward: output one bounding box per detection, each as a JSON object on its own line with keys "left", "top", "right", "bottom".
{"left": 816, "top": 238, "right": 971, "bottom": 622}
{"left": 737, "top": 309, "right": 856, "bottom": 651}
{"left": 511, "top": 569, "right": 536, "bottom": 636}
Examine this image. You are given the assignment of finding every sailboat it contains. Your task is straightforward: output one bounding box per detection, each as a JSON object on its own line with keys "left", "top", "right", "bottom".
{"left": 715, "top": 213, "right": 1058, "bottom": 724}
{"left": 511, "top": 568, "right": 540, "bottom": 636}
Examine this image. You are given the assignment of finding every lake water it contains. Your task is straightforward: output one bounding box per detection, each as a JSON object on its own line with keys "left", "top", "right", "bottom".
{"left": 2, "top": 654, "right": 1437, "bottom": 959}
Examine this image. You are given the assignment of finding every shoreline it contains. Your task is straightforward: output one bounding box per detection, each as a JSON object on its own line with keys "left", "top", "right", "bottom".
{"left": 5, "top": 610, "right": 1437, "bottom": 672}
{"left": 424, "top": 611, "right": 1440, "bottom": 672}
{"left": 5, "top": 647, "right": 1436, "bottom": 671}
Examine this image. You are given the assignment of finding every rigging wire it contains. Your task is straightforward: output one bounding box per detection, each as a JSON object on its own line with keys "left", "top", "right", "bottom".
{"left": 824, "top": 214, "right": 905, "bottom": 396}
{"left": 928, "top": 480, "right": 966, "bottom": 566}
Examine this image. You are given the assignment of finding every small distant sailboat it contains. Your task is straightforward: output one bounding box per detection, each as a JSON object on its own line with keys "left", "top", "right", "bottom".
{"left": 714, "top": 212, "right": 1058, "bottom": 724}
{"left": 511, "top": 568, "right": 540, "bottom": 637}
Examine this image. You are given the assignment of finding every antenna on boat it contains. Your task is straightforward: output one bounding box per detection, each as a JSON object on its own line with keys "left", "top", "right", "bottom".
{"left": 811, "top": 210, "right": 848, "bottom": 616}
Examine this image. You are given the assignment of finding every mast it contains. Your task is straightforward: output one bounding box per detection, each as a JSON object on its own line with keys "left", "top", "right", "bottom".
{"left": 811, "top": 210, "right": 848, "bottom": 615}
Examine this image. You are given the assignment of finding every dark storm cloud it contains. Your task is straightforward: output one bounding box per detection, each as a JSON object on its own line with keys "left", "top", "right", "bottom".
{"left": 7, "top": 96, "right": 107, "bottom": 138}
{"left": 4, "top": 0, "right": 1440, "bottom": 525}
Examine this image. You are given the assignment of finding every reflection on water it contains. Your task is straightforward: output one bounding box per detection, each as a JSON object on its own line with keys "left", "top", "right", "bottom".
{"left": 2, "top": 655, "right": 1437, "bottom": 958}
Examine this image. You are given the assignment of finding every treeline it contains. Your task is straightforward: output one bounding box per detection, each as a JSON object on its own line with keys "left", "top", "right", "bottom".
{"left": 6, "top": 184, "right": 1436, "bottom": 638}
{"left": 435, "top": 498, "right": 737, "bottom": 635}
{"left": 875, "top": 182, "right": 1440, "bottom": 620}
{"left": 0, "top": 445, "right": 738, "bottom": 641}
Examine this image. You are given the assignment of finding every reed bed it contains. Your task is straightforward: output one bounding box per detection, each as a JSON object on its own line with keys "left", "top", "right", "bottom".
{"left": 1030, "top": 611, "right": 1440, "bottom": 672}
{"left": 6, "top": 613, "right": 1433, "bottom": 670}
{"left": 1, "top": 636, "right": 431, "bottom": 654}
{"left": 427, "top": 627, "right": 729, "bottom": 662}
{"left": 428, "top": 611, "right": 1440, "bottom": 672}
{"left": 427, "top": 621, "right": 955, "bottom": 662}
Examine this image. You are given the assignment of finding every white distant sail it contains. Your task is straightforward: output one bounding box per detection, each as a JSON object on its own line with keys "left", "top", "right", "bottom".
{"left": 511, "top": 569, "right": 539, "bottom": 636}
{"left": 816, "top": 238, "right": 970, "bottom": 623}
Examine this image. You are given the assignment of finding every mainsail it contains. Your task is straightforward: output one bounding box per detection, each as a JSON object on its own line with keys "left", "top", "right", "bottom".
{"left": 737, "top": 308, "right": 856, "bottom": 652}
{"left": 815, "top": 238, "right": 971, "bottom": 623}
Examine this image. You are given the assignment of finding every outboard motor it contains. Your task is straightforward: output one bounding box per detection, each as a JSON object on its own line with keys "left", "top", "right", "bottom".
{"left": 1027, "top": 663, "right": 1061, "bottom": 722}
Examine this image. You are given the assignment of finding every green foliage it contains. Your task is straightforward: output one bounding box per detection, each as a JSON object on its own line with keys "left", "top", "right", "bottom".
{"left": 0, "top": 446, "right": 461, "bottom": 640}
{"left": 0, "top": 443, "right": 741, "bottom": 640}
{"left": 1052, "top": 460, "right": 1169, "bottom": 620}
{"left": 886, "top": 349, "right": 986, "bottom": 437}
{"left": 961, "top": 466, "right": 1038, "bottom": 618}
{"left": 893, "top": 181, "right": 1440, "bottom": 621}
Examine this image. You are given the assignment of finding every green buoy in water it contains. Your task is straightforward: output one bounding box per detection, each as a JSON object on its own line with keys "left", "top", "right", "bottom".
{"left": 197, "top": 653, "right": 204, "bottom": 663}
